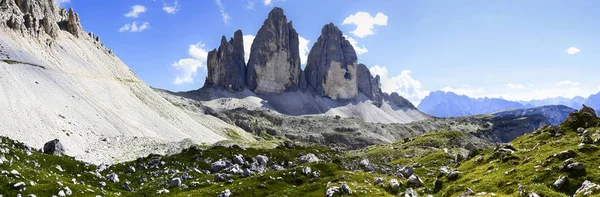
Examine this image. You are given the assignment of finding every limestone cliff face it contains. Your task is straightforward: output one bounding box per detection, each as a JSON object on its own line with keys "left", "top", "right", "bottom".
{"left": 357, "top": 63, "right": 383, "bottom": 106}
{"left": 246, "top": 7, "right": 301, "bottom": 94}
{"left": 204, "top": 30, "right": 246, "bottom": 91}
{"left": 1, "top": 0, "right": 82, "bottom": 38}
{"left": 304, "top": 23, "right": 358, "bottom": 100}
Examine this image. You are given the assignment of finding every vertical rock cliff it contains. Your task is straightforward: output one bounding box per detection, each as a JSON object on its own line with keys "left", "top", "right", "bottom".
{"left": 304, "top": 23, "right": 358, "bottom": 100}
{"left": 204, "top": 30, "right": 246, "bottom": 91}
{"left": 246, "top": 7, "right": 301, "bottom": 93}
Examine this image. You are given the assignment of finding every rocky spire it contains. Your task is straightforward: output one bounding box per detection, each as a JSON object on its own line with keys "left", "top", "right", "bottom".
{"left": 204, "top": 30, "right": 246, "bottom": 91}
{"left": 2, "top": 0, "right": 83, "bottom": 38}
{"left": 246, "top": 7, "right": 301, "bottom": 94}
{"left": 357, "top": 63, "right": 383, "bottom": 106}
{"left": 304, "top": 23, "right": 358, "bottom": 100}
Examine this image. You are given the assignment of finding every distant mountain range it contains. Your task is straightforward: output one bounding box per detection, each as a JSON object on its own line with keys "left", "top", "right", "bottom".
{"left": 492, "top": 105, "right": 576, "bottom": 125}
{"left": 418, "top": 90, "right": 599, "bottom": 117}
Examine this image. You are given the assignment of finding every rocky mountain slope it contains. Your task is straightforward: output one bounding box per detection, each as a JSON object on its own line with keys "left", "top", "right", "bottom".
{"left": 0, "top": 0, "right": 252, "bottom": 164}
{"left": 178, "top": 7, "right": 428, "bottom": 124}
{"left": 2, "top": 106, "right": 599, "bottom": 197}
{"left": 493, "top": 105, "right": 576, "bottom": 125}
{"left": 584, "top": 92, "right": 600, "bottom": 116}
{"left": 418, "top": 91, "right": 527, "bottom": 117}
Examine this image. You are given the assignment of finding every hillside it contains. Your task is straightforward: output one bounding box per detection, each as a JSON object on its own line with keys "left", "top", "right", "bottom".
{"left": 0, "top": 1, "right": 252, "bottom": 164}
{"left": 492, "top": 105, "right": 576, "bottom": 125}
{"left": 1, "top": 106, "right": 598, "bottom": 196}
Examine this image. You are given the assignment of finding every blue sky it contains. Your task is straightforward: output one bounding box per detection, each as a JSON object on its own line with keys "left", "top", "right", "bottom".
{"left": 57, "top": 0, "right": 600, "bottom": 105}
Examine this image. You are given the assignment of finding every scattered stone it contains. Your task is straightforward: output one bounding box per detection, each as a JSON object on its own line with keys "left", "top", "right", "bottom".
{"left": 299, "top": 153, "right": 319, "bottom": 164}
{"left": 405, "top": 187, "right": 418, "bottom": 197}
{"left": 128, "top": 166, "right": 136, "bottom": 173}
{"left": 399, "top": 166, "right": 414, "bottom": 178}
{"left": 64, "top": 186, "right": 72, "bottom": 195}
{"left": 233, "top": 154, "right": 245, "bottom": 165}
{"left": 575, "top": 180, "right": 600, "bottom": 196}
{"left": 407, "top": 174, "right": 424, "bottom": 188}
{"left": 359, "top": 158, "right": 369, "bottom": 167}
{"left": 326, "top": 186, "right": 340, "bottom": 197}
{"left": 169, "top": 178, "right": 182, "bottom": 188}
{"left": 458, "top": 188, "right": 475, "bottom": 197}
{"left": 553, "top": 176, "right": 567, "bottom": 189}
{"left": 340, "top": 182, "right": 352, "bottom": 194}
{"left": 256, "top": 155, "right": 269, "bottom": 166}
{"left": 552, "top": 150, "right": 576, "bottom": 160}
{"left": 156, "top": 188, "right": 170, "bottom": 194}
{"left": 57, "top": 190, "right": 66, "bottom": 197}
{"left": 567, "top": 162, "right": 586, "bottom": 172}
{"left": 214, "top": 173, "right": 233, "bottom": 182}
{"left": 374, "top": 177, "right": 384, "bottom": 185}
{"left": 390, "top": 179, "right": 400, "bottom": 192}
{"left": 98, "top": 182, "right": 106, "bottom": 187}
{"left": 218, "top": 189, "right": 232, "bottom": 197}
{"left": 302, "top": 166, "right": 312, "bottom": 175}
{"left": 43, "top": 139, "right": 65, "bottom": 156}
{"left": 447, "top": 171, "right": 459, "bottom": 181}
{"left": 211, "top": 159, "right": 229, "bottom": 172}
{"left": 13, "top": 182, "right": 25, "bottom": 188}
{"left": 106, "top": 173, "right": 119, "bottom": 183}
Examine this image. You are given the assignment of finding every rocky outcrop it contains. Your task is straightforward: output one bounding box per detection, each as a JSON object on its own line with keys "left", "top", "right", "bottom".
{"left": 204, "top": 30, "right": 246, "bottom": 91}
{"left": 305, "top": 23, "right": 358, "bottom": 100}
{"left": 357, "top": 63, "right": 383, "bottom": 106}
{"left": 1, "top": 0, "right": 82, "bottom": 38}
{"left": 386, "top": 92, "right": 416, "bottom": 109}
{"left": 246, "top": 7, "right": 301, "bottom": 93}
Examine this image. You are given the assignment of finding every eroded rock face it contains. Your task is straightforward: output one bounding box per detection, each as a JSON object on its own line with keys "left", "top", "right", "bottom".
{"left": 357, "top": 63, "right": 383, "bottom": 106}
{"left": 1, "top": 0, "right": 82, "bottom": 38}
{"left": 205, "top": 30, "right": 246, "bottom": 91}
{"left": 386, "top": 92, "right": 416, "bottom": 109}
{"left": 246, "top": 7, "right": 301, "bottom": 93}
{"left": 305, "top": 23, "right": 358, "bottom": 100}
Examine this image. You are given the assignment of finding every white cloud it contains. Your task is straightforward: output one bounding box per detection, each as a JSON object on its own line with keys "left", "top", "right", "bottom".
{"left": 215, "top": 0, "right": 230, "bottom": 23}
{"left": 172, "top": 43, "right": 209, "bottom": 84}
{"left": 246, "top": 1, "right": 255, "bottom": 10}
{"left": 565, "top": 47, "right": 580, "bottom": 55}
{"left": 118, "top": 21, "right": 150, "bottom": 33}
{"left": 556, "top": 80, "right": 580, "bottom": 87}
{"left": 263, "top": 0, "right": 272, "bottom": 5}
{"left": 506, "top": 83, "right": 525, "bottom": 89}
{"left": 298, "top": 36, "right": 310, "bottom": 65}
{"left": 243, "top": 34, "right": 255, "bottom": 64}
{"left": 369, "top": 65, "right": 429, "bottom": 105}
{"left": 53, "top": 0, "right": 70, "bottom": 6}
{"left": 344, "top": 36, "right": 368, "bottom": 55}
{"left": 342, "top": 12, "right": 388, "bottom": 38}
{"left": 163, "top": 0, "right": 180, "bottom": 14}
{"left": 125, "top": 5, "right": 147, "bottom": 18}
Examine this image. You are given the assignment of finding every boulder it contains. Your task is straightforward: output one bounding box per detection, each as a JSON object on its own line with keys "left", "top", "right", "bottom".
{"left": 299, "top": 153, "right": 319, "bottom": 163}
{"left": 106, "top": 173, "right": 119, "bottom": 183}
{"left": 340, "top": 182, "right": 352, "bottom": 194}
{"left": 575, "top": 180, "right": 600, "bottom": 196}
{"left": 169, "top": 178, "right": 181, "bottom": 188}
{"left": 356, "top": 63, "right": 384, "bottom": 106}
{"left": 399, "top": 166, "right": 414, "bottom": 178}
{"left": 218, "top": 189, "right": 232, "bottom": 197}
{"left": 553, "top": 176, "right": 567, "bottom": 189}
{"left": 246, "top": 7, "right": 301, "bottom": 93}
{"left": 407, "top": 174, "right": 424, "bottom": 188}
{"left": 304, "top": 23, "right": 358, "bottom": 100}
{"left": 255, "top": 155, "right": 268, "bottom": 166}
{"left": 405, "top": 187, "right": 418, "bottom": 197}
{"left": 389, "top": 179, "right": 400, "bottom": 192}
{"left": 43, "top": 139, "right": 65, "bottom": 156}
{"left": 204, "top": 30, "right": 246, "bottom": 91}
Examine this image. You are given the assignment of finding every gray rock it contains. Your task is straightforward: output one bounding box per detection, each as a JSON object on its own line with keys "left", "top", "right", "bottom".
{"left": 156, "top": 188, "right": 170, "bottom": 194}
{"left": 218, "top": 189, "right": 232, "bottom": 197}
{"left": 169, "top": 178, "right": 182, "bottom": 188}
{"left": 399, "top": 166, "right": 414, "bottom": 178}
{"left": 98, "top": 182, "right": 106, "bottom": 187}
{"left": 299, "top": 153, "right": 319, "bottom": 163}
{"left": 211, "top": 159, "right": 229, "bottom": 172}
{"left": 581, "top": 130, "right": 593, "bottom": 144}
{"left": 359, "top": 158, "right": 369, "bottom": 167}
{"left": 43, "top": 139, "right": 65, "bottom": 156}
{"left": 246, "top": 7, "right": 301, "bottom": 93}
{"left": 447, "top": 171, "right": 459, "bottom": 181}
{"left": 204, "top": 30, "right": 246, "bottom": 91}
{"left": 356, "top": 63, "right": 383, "bottom": 106}
{"left": 233, "top": 154, "right": 245, "bottom": 165}
{"left": 302, "top": 166, "right": 312, "bottom": 175}
{"left": 567, "top": 162, "right": 585, "bottom": 172}
{"left": 326, "top": 186, "right": 340, "bottom": 197}
{"left": 340, "top": 182, "right": 352, "bottom": 194}
{"left": 256, "top": 155, "right": 268, "bottom": 166}
{"left": 106, "top": 173, "right": 119, "bottom": 183}
{"left": 305, "top": 23, "right": 358, "bottom": 100}
{"left": 405, "top": 187, "right": 418, "bottom": 197}
{"left": 242, "top": 168, "right": 254, "bottom": 177}
{"left": 458, "top": 188, "right": 474, "bottom": 197}
{"left": 374, "top": 177, "right": 384, "bottom": 185}
{"left": 575, "top": 180, "right": 600, "bottom": 196}
{"left": 529, "top": 193, "right": 541, "bottom": 197}
{"left": 214, "top": 173, "right": 232, "bottom": 182}
{"left": 553, "top": 176, "right": 567, "bottom": 189}
{"left": 389, "top": 179, "right": 400, "bottom": 192}
{"left": 407, "top": 174, "right": 424, "bottom": 188}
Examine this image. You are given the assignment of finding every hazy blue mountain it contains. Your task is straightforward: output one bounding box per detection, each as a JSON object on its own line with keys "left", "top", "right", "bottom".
{"left": 584, "top": 92, "right": 600, "bottom": 116}
{"left": 519, "top": 96, "right": 586, "bottom": 109}
{"left": 492, "top": 105, "right": 576, "bottom": 125}
{"left": 417, "top": 91, "right": 526, "bottom": 117}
